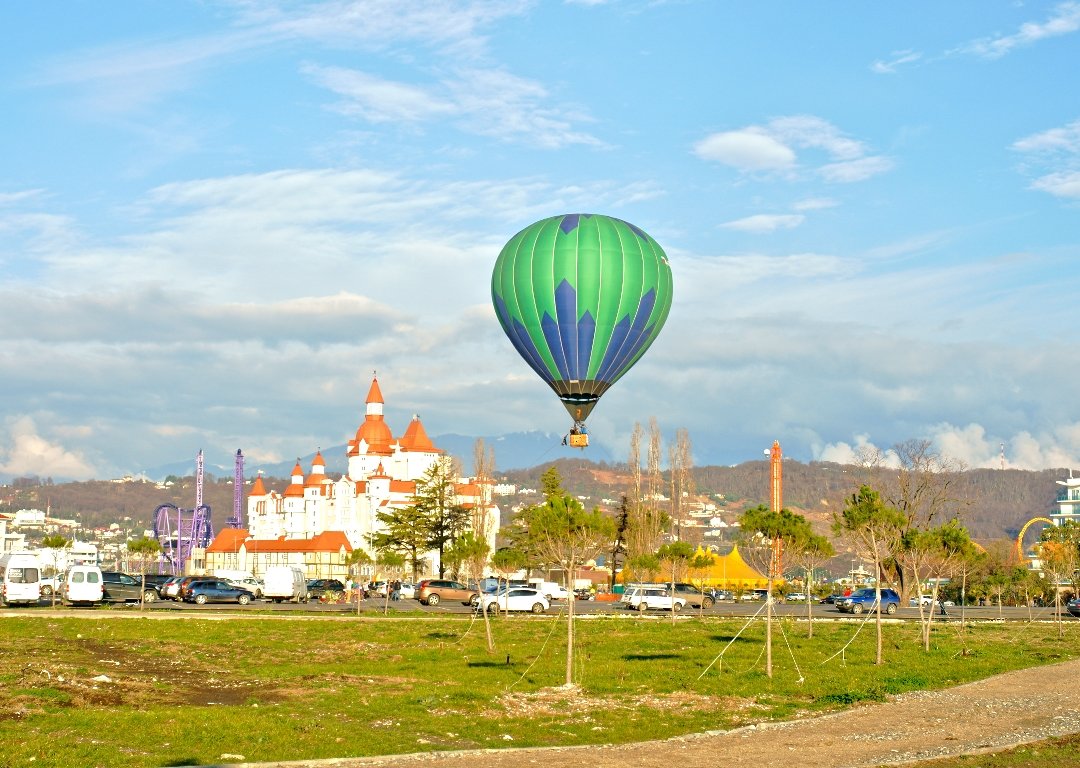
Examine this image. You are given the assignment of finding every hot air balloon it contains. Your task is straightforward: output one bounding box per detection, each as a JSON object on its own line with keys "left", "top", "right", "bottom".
{"left": 491, "top": 213, "right": 673, "bottom": 447}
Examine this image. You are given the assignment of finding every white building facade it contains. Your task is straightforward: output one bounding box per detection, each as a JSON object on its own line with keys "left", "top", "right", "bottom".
{"left": 237, "top": 377, "right": 499, "bottom": 572}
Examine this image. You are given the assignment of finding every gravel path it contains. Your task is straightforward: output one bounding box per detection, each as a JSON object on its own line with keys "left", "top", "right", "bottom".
{"left": 234, "top": 657, "right": 1080, "bottom": 768}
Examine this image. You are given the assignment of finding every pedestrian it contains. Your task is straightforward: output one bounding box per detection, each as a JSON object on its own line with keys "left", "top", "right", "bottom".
{"left": 391, "top": 579, "right": 401, "bottom": 600}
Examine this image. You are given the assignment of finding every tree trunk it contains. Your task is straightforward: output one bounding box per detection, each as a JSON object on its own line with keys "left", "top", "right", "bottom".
{"left": 765, "top": 575, "right": 773, "bottom": 678}
{"left": 565, "top": 565, "right": 575, "bottom": 686}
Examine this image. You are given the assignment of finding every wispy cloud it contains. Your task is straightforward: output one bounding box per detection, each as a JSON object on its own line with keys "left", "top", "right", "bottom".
{"left": 304, "top": 63, "right": 604, "bottom": 148}
{"left": 721, "top": 213, "right": 805, "bottom": 233}
{"left": 871, "top": 49, "right": 922, "bottom": 74}
{"left": 1012, "top": 119, "right": 1080, "bottom": 199}
{"left": 693, "top": 115, "right": 891, "bottom": 183}
{"left": 955, "top": 1, "right": 1080, "bottom": 59}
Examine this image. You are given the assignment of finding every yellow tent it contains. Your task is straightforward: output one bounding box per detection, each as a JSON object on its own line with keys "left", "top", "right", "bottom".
{"left": 698, "top": 545, "right": 773, "bottom": 589}
{"left": 622, "top": 544, "right": 777, "bottom": 590}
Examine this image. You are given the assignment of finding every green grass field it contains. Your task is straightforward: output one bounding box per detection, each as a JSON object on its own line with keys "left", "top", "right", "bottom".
{"left": 0, "top": 612, "right": 1076, "bottom": 767}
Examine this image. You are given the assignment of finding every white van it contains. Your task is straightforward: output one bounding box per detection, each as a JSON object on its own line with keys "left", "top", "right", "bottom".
{"left": 63, "top": 564, "right": 104, "bottom": 605}
{"left": 528, "top": 579, "right": 569, "bottom": 600}
{"left": 0, "top": 551, "right": 42, "bottom": 606}
{"left": 263, "top": 565, "right": 308, "bottom": 603}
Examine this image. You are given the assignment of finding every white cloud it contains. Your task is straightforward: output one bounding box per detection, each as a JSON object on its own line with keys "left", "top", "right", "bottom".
{"left": 303, "top": 65, "right": 455, "bottom": 123}
{"left": 1030, "top": 171, "right": 1080, "bottom": 198}
{"left": 692, "top": 129, "right": 796, "bottom": 171}
{"left": 818, "top": 156, "right": 895, "bottom": 183}
{"left": 1012, "top": 119, "right": 1080, "bottom": 154}
{"left": 957, "top": 1, "right": 1080, "bottom": 59}
{"left": 1012, "top": 119, "right": 1080, "bottom": 198}
{"left": 0, "top": 416, "right": 98, "bottom": 480}
{"left": 793, "top": 197, "right": 838, "bottom": 211}
{"left": 694, "top": 116, "right": 891, "bottom": 183}
{"left": 815, "top": 422, "right": 1080, "bottom": 472}
{"left": 720, "top": 214, "right": 805, "bottom": 233}
{"left": 871, "top": 49, "right": 923, "bottom": 74}
{"left": 305, "top": 63, "right": 604, "bottom": 149}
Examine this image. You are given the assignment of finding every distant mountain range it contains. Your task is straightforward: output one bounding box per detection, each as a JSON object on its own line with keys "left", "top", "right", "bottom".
{"left": 139, "top": 430, "right": 618, "bottom": 482}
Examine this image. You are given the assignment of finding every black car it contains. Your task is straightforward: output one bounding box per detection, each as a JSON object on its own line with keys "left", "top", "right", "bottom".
{"left": 134, "top": 574, "right": 174, "bottom": 603}
{"left": 1067, "top": 598, "right": 1080, "bottom": 618}
{"left": 820, "top": 594, "right": 844, "bottom": 604}
{"left": 101, "top": 571, "right": 145, "bottom": 603}
{"left": 183, "top": 579, "right": 253, "bottom": 605}
{"left": 306, "top": 579, "right": 346, "bottom": 599}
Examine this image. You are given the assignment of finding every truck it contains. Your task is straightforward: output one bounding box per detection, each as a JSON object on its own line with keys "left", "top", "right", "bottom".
{"left": 0, "top": 551, "right": 42, "bottom": 606}
{"left": 262, "top": 565, "right": 309, "bottom": 603}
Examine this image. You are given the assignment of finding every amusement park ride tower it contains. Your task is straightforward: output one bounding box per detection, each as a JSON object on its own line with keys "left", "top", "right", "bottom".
{"left": 152, "top": 449, "right": 245, "bottom": 575}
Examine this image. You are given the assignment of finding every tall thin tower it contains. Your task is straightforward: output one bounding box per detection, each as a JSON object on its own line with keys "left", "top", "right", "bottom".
{"left": 195, "top": 449, "right": 204, "bottom": 509}
{"left": 229, "top": 449, "right": 245, "bottom": 529}
{"left": 768, "top": 440, "right": 783, "bottom": 577}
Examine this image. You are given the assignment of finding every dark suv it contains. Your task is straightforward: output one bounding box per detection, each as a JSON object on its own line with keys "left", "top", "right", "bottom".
{"left": 417, "top": 579, "right": 479, "bottom": 606}
{"left": 837, "top": 588, "right": 901, "bottom": 615}
{"left": 101, "top": 571, "right": 144, "bottom": 603}
{"left": 306, "top": 579, "right": 346, "bottom": 599}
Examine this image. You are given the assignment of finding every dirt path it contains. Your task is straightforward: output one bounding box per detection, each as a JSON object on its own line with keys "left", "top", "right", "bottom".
{"left": 237, "top": 657, "right": 1080, "bottom": 768}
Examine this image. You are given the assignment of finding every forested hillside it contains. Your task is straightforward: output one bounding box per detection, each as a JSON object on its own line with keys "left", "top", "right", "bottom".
{"left": 1, "top": 460, "right": 1067, "bottom": 545}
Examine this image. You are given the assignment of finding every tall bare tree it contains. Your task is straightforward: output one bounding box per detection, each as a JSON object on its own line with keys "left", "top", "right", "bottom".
{"left": 515, "top": 470, "right": 614, "bottom": 686}
{"left": 739, "top": 506, "right": 813, "bottom": 677}
{"left": 834, "top": 486, "right": 906, "bottom": 665}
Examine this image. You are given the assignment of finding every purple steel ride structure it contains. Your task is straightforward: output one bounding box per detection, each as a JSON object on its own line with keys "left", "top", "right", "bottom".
{"left": 153, "top": 502, "right": 213, "bottom": 575}
{"left": 226, "top": 449, "right": 244, "bottom": 529}
{"left": 152, "top": 450, "right": 215, "bottom": 574}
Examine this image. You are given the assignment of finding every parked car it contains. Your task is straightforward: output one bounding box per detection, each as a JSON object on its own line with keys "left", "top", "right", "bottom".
{"left": 820, "top": 593, "right": 844, "bottom": 604}
{"left": 708, "top": 588, "right": 734, "bottom": 602}
{"left": 837, "top": 588, "right": 901, "bottom": 615}
{"left": 624, "top": 587, "right": 686, "bottom": 612}
{"left": 101, "top": 571, "right": 145, "bottom": 603}
{"left": 480, "top": 587, "right": 549, "bottom": 614}
{"left": 159, "top": 575, "right": 185, "bottom": 600}
{"left": 1067, "top": 598, "right": 1080, "bottom": 618}
{"left": 307, "top": 579, "right": 346, "bottom": 599}
{"left": 175, "top": 576, "right": 212, "bottom": 603}
{"left": 671, "top": 583, "right": 715, "bottom": 609}
{"left": 183, "top": 579, "right": 254, "bottom": 605}
{"left": 224, "top": 577, "right": 264, "bottom": 598}
{"left": 417, "top": 579, "right": 479, "bottom": 606}
{"left": 136, "top": 574, "right": 175, "bottom": 603}
{"left": 574, "top": 588, "right": 594, "bottom": 601}
{"left": 785, "top": 592, "right": 809, "bottom": 603}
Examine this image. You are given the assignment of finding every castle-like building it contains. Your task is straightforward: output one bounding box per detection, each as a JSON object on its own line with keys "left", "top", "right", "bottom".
{"left": 205, "top": 376, "right": 498, "bottom": 580}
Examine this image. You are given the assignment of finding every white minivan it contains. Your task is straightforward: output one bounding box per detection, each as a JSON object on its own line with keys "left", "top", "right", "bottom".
{"left": 262, "top": 565, "right": 308, "bottom": 603}
{"left": 63, "top": 565, "right": 104, "bottom": 605}
{"left": 0, "top": 551, "right": 42, "bottom": 606}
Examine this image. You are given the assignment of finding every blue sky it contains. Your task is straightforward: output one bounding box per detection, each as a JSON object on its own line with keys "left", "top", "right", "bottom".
{"left": 2, "top": 0, "right": 1079, "bottom": 481}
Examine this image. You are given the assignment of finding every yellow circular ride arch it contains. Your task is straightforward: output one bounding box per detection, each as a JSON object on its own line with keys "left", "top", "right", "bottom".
{"left": 1015, "top": 517, "right": 1054, "bottom": 562}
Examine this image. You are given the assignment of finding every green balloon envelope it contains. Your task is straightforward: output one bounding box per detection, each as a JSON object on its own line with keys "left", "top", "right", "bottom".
{"left": 491, "top": 213, "right": 673, "bottom": 423}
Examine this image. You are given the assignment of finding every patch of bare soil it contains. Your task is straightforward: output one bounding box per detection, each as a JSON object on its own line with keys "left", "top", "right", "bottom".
{"left": 232, "top": 658, "right": 1080, "bottom": 768}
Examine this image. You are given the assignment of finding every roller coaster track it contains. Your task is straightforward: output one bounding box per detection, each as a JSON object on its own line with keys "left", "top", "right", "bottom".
{"left": 1015, "top": 516, "right": 1054, "bottom": 562}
